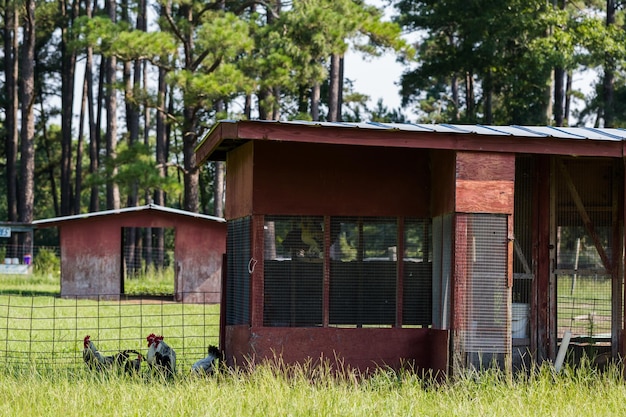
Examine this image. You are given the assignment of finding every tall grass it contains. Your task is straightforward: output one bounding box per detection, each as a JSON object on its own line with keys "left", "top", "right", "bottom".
{"left": 1, "top": 360, "right": 626, "bottom": 416}
{"left": 3, "top": 274, "right": 626, "bottom": 416}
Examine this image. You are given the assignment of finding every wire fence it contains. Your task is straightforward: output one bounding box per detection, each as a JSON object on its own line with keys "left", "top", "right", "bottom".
{"left": 0, "top": 292, "right": 221, "bottom": 372}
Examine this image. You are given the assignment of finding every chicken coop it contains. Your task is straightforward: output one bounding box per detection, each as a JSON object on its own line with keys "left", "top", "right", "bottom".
{"left": 33, "top": 204, "right": 226, "bottom": 303}
{"left": 197, "top": 121, "right": 626, "bottom": 375}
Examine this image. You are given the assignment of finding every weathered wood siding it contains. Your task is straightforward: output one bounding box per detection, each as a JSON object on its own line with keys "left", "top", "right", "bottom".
{"left": 56, "top": 211, "right": 226, "bottom": 302}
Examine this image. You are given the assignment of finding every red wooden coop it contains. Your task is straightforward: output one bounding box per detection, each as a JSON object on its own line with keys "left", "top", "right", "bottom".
{"left": 197, "top": 121, "right": 626, "bottom": 375}
{"left": 34, "top": 204, "right": 226, "bottom": 303}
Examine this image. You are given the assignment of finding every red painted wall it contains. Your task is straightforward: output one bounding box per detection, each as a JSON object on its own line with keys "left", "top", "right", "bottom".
{"left": 224, "top": 325, "right": 449, "bottom": 375}
{"left": 251, "top": 141, "right": 431, "bottom": 217}
{"left": 55, "top": 210, "right": 226, "bottom": 301}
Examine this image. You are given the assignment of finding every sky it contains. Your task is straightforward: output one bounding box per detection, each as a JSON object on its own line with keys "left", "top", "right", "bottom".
{"left": 343, "top": 1, "right": 407, "bottom": 115}
{"left": 343, "top": 49, "right": 406, "bottom": 114}
{"left": 343, "top": 1, "right": 599, "bottom": 125}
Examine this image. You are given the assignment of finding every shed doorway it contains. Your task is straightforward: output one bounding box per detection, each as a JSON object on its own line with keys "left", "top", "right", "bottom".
{"left": 552, "top": 157, "right": 622, "bottom": 364}
{"left": 121, "top": 227, "right": 175, "bottom": 297}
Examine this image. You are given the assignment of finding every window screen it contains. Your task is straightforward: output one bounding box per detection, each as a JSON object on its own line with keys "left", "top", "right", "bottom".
{"left": 403, "top": 218, "right": 433, "bottom": 326}
{"left": 226, "top": 217, "right": 251, "bottom": 325}
{"left": 329, "top": 217, "right": 397, "bottom": 327}
{"left": 263, "top": 216, "right": 323, "bottom": 326}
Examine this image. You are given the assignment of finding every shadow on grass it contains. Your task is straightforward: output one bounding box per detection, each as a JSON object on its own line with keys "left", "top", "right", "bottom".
{"left": 0, "top": 289, "right": 60, "bottom": 297}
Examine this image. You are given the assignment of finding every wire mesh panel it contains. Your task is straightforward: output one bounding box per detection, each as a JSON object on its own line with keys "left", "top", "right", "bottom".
{"left": 554, "top": 158, "right": 617, "bottom": 343}
{"left": 403, "top": 218, "right": 432, "bottom": 326}
{"left": 0, "top": 293, "right": 220, "bottom": 371}
{"left": 263, "top": 216, "right": 323, "bottom": 327}
{"left": 122, "top": 227, "right": 174, "bottom": 277}
{"left": 513, "top": 157, "right": 533, "bottom": 306}
{"left": 456, "top": 214, "right": 510, "bottom": 369}
{"left": 261, "top": 215, "right": 434, "bottom": 328}
{"left": 329, "top": 217, "right": 397, "bottom": 327}
{"left": 226, "top": 217, "right": 251, "bottom": 326}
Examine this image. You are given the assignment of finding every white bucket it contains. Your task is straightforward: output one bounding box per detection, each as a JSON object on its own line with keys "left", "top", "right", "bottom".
{"left": 512, "top": 303, "right": 530, "bottom": 338}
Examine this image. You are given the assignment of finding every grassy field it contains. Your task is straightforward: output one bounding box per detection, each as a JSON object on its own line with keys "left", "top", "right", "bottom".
{"left": 2, "top": 273, "right": 626, "bottom": 416}
{"left": 1, "top": 360, "right": 626, "bottom": 416}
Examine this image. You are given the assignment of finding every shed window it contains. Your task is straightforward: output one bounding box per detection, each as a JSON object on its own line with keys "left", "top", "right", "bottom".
{"left": 263, "top": 216, "right": 323, "bottom": 326}
{"left": 226, "top": 217, "right": 251, "bottom": 325}
{"left": 329, "top": 217, "right": 397, "bottom": 326}
{"left": 262, "top": 215, "right": 433, "bottom": 328}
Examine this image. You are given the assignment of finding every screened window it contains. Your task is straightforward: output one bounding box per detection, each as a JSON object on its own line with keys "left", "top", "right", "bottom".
{"left": 263, "top": 216, "right": 323, "bottom": 326}
{"left": 226, "top": 217, "right": 251, "bottom": 325}
{"left": 329, "top": 217, "right": 397, "bottom": 327}
{"left": 260, "top": 215, "right": 434, "bottom": 328}
{"left": 403, "top": 218, "right": 433, "bottom": 326}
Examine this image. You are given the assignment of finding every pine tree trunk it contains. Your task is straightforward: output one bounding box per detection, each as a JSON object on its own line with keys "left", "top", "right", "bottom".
{"left": 604, "top": 0, "right": 615, "bottom": 127}
{"left": 327, "top": 54, "right": 340, "bottom": 121}
{"left": 60, "top": 0, "right": 77, "bottom": 216}
{"left": 311, "top": 83, "right": 320, "bottom": 121}
{"left": 4, "top": 0, "right": 19, "bottom": 224}
{"left": 18, "top": 0, "right": 36, "bottom": 256}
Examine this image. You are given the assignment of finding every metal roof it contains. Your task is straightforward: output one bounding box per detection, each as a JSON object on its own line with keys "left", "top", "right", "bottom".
{"left": 33, "top": 203, "right": 225, "bottom": 226}
{"left": 210, "top": 119, "right": 626, "bottom": 139}
{"left": 196, "top": 120, "right": 626, "bottom": 162}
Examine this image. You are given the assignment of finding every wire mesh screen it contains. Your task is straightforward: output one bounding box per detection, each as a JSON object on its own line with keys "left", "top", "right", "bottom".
{"left": 263, "top": 216, "right": 323, "bottom": 327}
{"left": 329, "top": 217, "right": 397, "bottom": 327}
{"left": 457, "top": 214, "right": 510, "bottom": 367}
{"left": 261, "top": 215, "right": 433, "bottom": 328}
{"left": 403, "top": 218, "right": 432, "bottom": 326}
{"left": 0, "top": 294, "right": 220, "bottom": 371}
{"left": 513, "top": 157, "right": 533, "bottom": 307}
{"left": 554, "top": 158, "right": 617, "bottom": 341}
{"left": 226, "top": 217, "right": 251, "bottom": 326}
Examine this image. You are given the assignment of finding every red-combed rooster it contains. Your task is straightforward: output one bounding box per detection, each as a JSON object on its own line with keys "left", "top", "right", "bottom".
{"left": 146, "top": 333, "right": 176, "bottom": 378}
{"left": 83, "top": 335, "right": 115, "bottom": 370}
{"left": 83, "top": 335, "right": 144, "bottom": 373}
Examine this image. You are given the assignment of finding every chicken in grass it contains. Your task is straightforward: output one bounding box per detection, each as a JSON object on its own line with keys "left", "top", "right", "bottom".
{"left": 83, "top": 335, "right": 115, "bottom": 370}
{"left": 191, "top": 345, "right": 224, "bottom": 376}
{"left": 115, "top": 350, "right": 144, "bottom": 374}
{"left": 146, "top": 333, "right": 176, "bottom": 378}
{"left": 83, "top": 335, "right": 143, "bottom": 373}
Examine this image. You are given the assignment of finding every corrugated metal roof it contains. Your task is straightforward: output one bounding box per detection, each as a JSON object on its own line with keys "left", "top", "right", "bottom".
{"left": 197, "top": 120, "right": 626, "bottom": 163}
{"left": 33, "top": 203, "right": 225, "bottom": 225}
{"left": 215, "top": 120, "right": 626, "bottom": 140}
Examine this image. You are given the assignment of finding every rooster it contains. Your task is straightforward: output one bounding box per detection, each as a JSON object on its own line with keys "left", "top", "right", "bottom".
{"left": 191, "top": 345, "right": 223, "bottom": 376}
{"left": 146, "top": 333, "right": 176, "bottom": 378}
{"left": 83, "top": 335, "right": 143, "bottom": 373}
{"left": 83, "top": 335, "right": 115, "bottom": 370}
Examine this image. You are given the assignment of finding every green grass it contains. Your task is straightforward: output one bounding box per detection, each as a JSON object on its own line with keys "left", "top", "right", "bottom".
{"left": 0, "top": 360, "right": 626, "bottom": 416}
{"left": 123, "top": 267, "right": 176, "bottom": 295}
{"left": 0, "top": 273, "right": 60, "bottom": 296}
{"left": 3, "top": 273, "right": 626, "bottom": 416}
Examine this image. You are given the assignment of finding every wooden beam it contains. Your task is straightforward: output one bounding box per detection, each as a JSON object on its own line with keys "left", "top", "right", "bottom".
{"left": 556, "top": 158, "right": 612, "bottom": 273}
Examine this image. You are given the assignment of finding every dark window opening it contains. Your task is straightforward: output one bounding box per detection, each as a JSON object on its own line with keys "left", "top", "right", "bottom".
{"left": 226, "top": 217, "right": 251, "bottom": 326}
{"left": 261, "top": 215, "right": 433, "bottom": 329}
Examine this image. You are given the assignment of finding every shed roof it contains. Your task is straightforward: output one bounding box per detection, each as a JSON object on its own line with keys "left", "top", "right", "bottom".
{"left": 33, "top": 204, "right": 225, "bottom": 227}
{"left": 196, "top": 120, "right": 626, "bottom": 163}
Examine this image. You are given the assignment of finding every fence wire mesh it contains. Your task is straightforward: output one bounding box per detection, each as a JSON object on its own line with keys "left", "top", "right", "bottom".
{"left": 0, "top": 293, "right": 220, "bottom": 372}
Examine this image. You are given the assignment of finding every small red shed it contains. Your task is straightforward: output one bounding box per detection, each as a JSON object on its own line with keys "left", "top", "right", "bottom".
{"left": 197, "top": 120, "right": 626, "bottom": 376}
{"left": 33, "top": 204, "right": 226, "bottom": 303}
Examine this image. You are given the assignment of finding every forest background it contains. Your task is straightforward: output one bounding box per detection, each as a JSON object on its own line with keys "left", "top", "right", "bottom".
{"left": 1, "top": 0, "right": 626, "bottom": 250}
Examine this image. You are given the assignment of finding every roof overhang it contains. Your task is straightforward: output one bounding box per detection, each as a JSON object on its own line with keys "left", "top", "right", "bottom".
{"left": 196, "top": 120, "right": 626, "bottom": 164}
